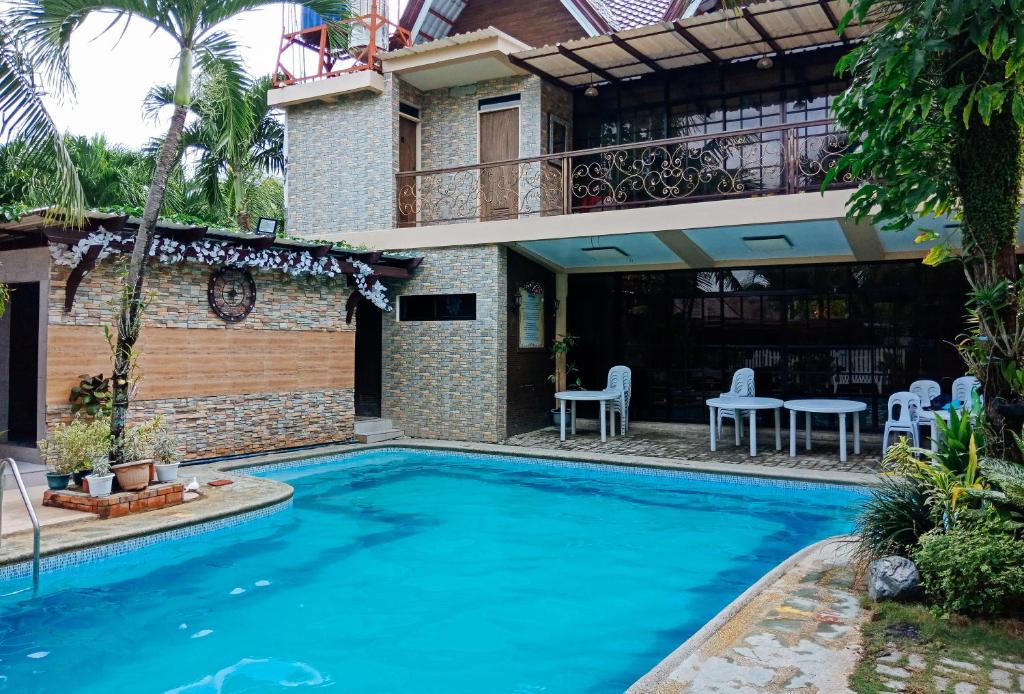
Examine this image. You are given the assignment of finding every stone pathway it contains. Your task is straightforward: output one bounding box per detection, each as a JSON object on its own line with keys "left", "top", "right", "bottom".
{"left": 629, "top": 539, "right": 866, "bottom": 693}
{"left": 869, "top": 646, "right": 1024, "bottom": 693}
{"left": 504, "top": 421, "right": 882, "bottom": 475}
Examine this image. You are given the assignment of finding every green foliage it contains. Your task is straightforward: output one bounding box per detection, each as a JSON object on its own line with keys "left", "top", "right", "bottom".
{"left": 856, "top": 476, "right": 936, "bottom": 559}
{"left": 883, "top": 435, "right": 989, "bottom": 529}
{"left": 37, "top": 418, "right": 109, "bottom": 474}
{"left": 111, "top": 415, "right": 163, "bottom": 463}
{"left": 151, "top": 428, "right": 181, "bottom": 465}
{"left": 69, "top": 373, "right": 111, "bottom": 418}
{"left": 914, "top": 520, "right": 1024, "bottom": 617}
{"left": 548, "top": 334, "right": 583, "bottom": 390}
{"left": 932, "top": 406, "right": 985, "bottom": 475}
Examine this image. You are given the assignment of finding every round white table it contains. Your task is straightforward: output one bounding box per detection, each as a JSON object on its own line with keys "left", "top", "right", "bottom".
{"left": 784, "top": 399, "right": 867, "bottom": 462}
{"left": 555, "top": 390, "right": 619, "bottom": 442}
{"left": 706, "top": 396, "right": 784, "bottom": 457}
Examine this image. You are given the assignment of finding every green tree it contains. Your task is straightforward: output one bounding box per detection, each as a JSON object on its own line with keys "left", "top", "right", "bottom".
{"left": 146, "top": 72, "right": 284, "bottom": 230}
{"left": 12, "top": 0, "right": 348, "bottom": 460}
{"left": 831, "top": 0, "right": 1024, "bottom": 451}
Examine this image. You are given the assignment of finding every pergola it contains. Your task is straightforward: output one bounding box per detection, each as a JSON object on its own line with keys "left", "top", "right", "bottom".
{"left": 508, "top": 0, "right": 885, "bottom": 88}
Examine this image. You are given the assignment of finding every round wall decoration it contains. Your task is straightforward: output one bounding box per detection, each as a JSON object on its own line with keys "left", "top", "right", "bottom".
{"left": 208, "top": 267, "right": 256, "bottom": 322}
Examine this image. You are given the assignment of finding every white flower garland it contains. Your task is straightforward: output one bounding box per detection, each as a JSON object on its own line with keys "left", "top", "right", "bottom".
{"left": 49, "top": 229, "right": 393, "bottom": 310}
{"left": 348, "top": 257, "right": 393, "bottom": 312}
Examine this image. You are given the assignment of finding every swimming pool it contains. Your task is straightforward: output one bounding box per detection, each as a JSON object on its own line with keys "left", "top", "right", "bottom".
{"left": 0, "top": 448, "right": 865, "bottom": 693}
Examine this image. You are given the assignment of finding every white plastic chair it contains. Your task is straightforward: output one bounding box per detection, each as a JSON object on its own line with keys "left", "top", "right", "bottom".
{"left": 883, "top": 392, "right": 921, "bottom": 452}
{"left": 909, "top": 379, "right": 941, "bottom": 408}
{"left": 718, "top": 368, "right": 755, "bottom": 439}
{"left": 951, "top": 376, "right": 981, "bottom": 409}
{"left": 606, "top": 365, "right": 632, "bottom": 435}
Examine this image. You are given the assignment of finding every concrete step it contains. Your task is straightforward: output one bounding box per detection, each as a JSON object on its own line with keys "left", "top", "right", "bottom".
{"left": 354, "top": 418, "right": 396, "bottom": 435}
{"left": 355, "top": 429, "right": 404, "bottom": 444}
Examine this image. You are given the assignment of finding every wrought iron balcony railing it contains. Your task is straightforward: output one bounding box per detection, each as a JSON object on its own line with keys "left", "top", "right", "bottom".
{"left": 395, "top": 119, "right": 859, "bottom": 228}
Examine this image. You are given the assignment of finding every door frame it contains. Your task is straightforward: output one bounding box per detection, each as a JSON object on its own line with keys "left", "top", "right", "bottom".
{"left": 397, "top": 107, "right": 421, "bottom": 227}
{"left": 477, "top": 103, "right": 521, "bottom": 220}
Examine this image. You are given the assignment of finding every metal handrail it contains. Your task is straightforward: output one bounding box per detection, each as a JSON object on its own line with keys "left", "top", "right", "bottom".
{"left": 396, "top": 117, "right": 838, "bottom": 177}
{"left": 0, "top": 458, "right": 40, "bottom": 594}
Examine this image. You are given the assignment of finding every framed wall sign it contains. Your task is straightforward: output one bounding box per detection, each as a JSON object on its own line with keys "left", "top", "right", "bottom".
{"left": 517, "top": 283, "right": 545, "bottom": 349}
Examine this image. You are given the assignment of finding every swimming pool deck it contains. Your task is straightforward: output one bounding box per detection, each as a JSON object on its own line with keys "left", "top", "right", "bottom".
{"left": 0, "top": 439, "right": 876, "bottom": 692}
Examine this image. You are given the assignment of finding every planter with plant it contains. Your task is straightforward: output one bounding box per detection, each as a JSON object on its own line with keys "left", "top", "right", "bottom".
{"left": 37, "top": 419, "right": 110, "bottom": 492}
{"left": 110, "top": 417, "right": 161, "bottom": 492}
{"left": 86, "top": 456, "right": 115, "bottom": 498}
{"left": 152, "top": 427, "right": 182, "bottom": 482}
{"left": 547, "top": 335, "right": 584, "bottom": 425}
{"left": 69, "top": 373, "right": 112, "bottom": 419}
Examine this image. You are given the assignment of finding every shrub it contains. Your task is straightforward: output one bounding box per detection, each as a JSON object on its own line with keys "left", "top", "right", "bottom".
{"left": 856, "top": 476, "right": 936, "bottom": 559}
{"left": 151, "top": 428, "right": 181, "bottom": 464}
{"left": 914, "top": 522, "right": 1024, "bottom": 617}
{"left": 37, "top": 419, "right": 110, "bottom": 475}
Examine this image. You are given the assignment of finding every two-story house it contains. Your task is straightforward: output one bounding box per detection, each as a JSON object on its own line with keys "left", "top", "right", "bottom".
{"left": 270, "top": 0, "right": 981, "bottom": 444}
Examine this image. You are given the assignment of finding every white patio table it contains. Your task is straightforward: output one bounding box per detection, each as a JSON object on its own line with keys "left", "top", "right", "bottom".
{"left": 784, "top": 399, "right": 867, "bottom": 463}
{"left": 705, "top": 396, "right": 784, "bottom": 457}
{"left": 555, "top": 390, "right": 618, "bottom": 443}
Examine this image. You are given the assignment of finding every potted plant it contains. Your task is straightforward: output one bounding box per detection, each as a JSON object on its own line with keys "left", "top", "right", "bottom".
{"left": 152, "top": 428, "right": 182, "bottom": 482}
{"left": 547, "top": 335, "right": 584, "bottom": 426}
{"left": 44, "top": 458, "right": 74, "bottom": 491}
{"left": 38, "top": 419, "right": 110, "bottom": 491}
{"left": 86, "top": 456, "right": 115, "bottom": 498}
{"left": 111, "top": 418, "right": 160, "bottom": 492}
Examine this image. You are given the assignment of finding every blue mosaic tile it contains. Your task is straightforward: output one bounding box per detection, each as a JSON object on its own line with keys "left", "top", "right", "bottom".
{"left": 0, "top": 499, "right": 291, "bottom": 582}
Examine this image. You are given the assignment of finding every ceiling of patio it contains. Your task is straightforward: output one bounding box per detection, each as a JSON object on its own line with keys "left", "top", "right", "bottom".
{"left": 513, "top": 216, "right": 1010, "bottom": 272}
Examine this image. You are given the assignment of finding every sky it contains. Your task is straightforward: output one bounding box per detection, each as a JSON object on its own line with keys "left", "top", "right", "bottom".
{"left": 39, "top": 6, "right": 286, "bottom": 149}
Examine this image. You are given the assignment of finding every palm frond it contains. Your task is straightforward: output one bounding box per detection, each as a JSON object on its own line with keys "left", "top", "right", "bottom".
{"left": 0, "top": 20, "right": 82, "bottom": 216}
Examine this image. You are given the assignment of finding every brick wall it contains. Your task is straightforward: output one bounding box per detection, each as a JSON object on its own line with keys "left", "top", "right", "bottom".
{"left": 506, "top": 250, "right": 555, "bottom": 436}
{"left": 382, "top": 245, "right": 507, "bottom": 442}
{"left": 44, "top": 258, "right": 357, "bottom": 459}
{"left": 284, "top": 74, "right": 399, "bottom": 237}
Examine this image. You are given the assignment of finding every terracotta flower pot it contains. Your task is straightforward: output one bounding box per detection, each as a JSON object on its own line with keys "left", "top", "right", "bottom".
{"left": 112, "top": 459, "right": 152, "bottom": 492}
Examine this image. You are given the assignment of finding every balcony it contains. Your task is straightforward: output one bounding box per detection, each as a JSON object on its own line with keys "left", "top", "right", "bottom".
{"left": 395, "top": 119, "right": 860, "bottom": 228}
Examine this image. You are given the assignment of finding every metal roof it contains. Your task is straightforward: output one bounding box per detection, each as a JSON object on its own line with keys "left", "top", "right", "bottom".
{"left": 509, "top": 0, "right": 883, "bottom": 88}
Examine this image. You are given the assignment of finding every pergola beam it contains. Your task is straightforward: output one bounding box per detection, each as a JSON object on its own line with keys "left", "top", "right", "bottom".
{"left": 507, "top": 54, "right": 573, "bottom": 90}
{"left": 742, "top": 7, "right": 784, "bottom": 55}
{"left": 557, "top": 44, "right": 619, "bottom": 83}
{"left": 609, "top": 34, "right": 664, "bottom": 73}
{"left": 672, "top": 21, "right": 719, "bottom": 65}
{"left": 816, "top": 0, "right": 847, "bottom": 43}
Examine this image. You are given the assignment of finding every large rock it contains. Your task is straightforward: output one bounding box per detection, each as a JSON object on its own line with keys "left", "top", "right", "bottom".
{"left": 868, "top": 556, "right": 921, "bottom": 601}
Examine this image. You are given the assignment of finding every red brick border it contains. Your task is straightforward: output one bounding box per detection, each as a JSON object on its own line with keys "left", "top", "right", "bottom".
{"left": 43, "top": 483, "right": 185, "bottom": 519}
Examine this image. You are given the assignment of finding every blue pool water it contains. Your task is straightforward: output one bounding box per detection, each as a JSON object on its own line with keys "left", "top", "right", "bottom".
{"left": 0, "top": 449, "right": 865, "bottom": 693}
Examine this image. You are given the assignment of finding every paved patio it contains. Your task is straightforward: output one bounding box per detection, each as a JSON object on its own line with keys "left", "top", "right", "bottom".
{"left": 503, "top": 420, "right": 883, "bottom": 475}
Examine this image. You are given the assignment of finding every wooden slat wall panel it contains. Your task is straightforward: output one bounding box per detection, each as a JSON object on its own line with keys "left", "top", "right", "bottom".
{"left": 46, "top": 325, "right": 354, "bottom": 405}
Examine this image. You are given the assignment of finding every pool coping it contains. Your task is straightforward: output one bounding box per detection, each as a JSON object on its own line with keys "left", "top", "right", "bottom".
{"left": 0, "top": 438, "right": 876, "bottom": 575}
{"left": 218, "top": 438, "right": 881, "bottom": 487}
{"left": 625, "top": 534, "right": 859, "bottom": 692}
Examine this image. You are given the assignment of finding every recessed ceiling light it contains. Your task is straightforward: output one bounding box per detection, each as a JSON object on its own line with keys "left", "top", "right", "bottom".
{"left": 742, "top": 235, "right": 793, "bottom": 252}
{"left": 581, "top": 246, "right": 629, "bottom": 263}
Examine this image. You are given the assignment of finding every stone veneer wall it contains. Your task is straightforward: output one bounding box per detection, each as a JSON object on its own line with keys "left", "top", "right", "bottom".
{"left": 284, "top": 74, "right": 400, "bottom": 237}
{"left": 419, "top": 76, "right": 542, "bottom": 169}
{"left": 45, "top": 259, "right": 356, "bottom": 459}
{"left": 381, "top": 245, "right": 507, "bottom": 442}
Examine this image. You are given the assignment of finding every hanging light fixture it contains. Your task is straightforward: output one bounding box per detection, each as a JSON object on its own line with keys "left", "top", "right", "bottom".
{"left": 756, "top": 54, "right": 774, "bottom": 70}
{"left": 584, "top": 74, "right": 599, "bottom": 97}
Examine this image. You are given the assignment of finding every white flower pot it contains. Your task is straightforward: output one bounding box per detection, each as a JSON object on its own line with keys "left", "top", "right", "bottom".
{"left": 86, "top": 473, "right": 115, "bottom": 498}
{"left": 155, "top": 462, "right": 180, "bottom": 483}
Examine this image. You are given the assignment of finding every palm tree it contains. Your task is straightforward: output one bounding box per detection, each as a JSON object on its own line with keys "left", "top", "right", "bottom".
{"left": 146, "top": 72, "right": 285, "bottom": 230}
{"left": 10, "top": 0, "right": 348, "bottom": 459}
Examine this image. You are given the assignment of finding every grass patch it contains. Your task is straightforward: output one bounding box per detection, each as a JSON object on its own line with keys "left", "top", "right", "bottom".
{"left": 850, "top": 600, "right": 1024, "bottom": 693}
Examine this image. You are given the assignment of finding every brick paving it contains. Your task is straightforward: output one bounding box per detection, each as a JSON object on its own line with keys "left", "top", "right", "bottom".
{"left": 503, "top": 420, "right": 882, "bottom": 475}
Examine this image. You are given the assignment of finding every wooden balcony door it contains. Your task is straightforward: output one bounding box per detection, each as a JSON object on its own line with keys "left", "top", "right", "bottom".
{"left": 397, "top": 116, "right": 418, "bottom": 227}
{"left": 479, "top": 108, "right": 519, "bottom": 220}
